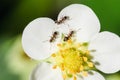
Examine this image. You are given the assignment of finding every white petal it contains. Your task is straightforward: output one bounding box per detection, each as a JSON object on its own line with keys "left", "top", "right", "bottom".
{"left": 82, "top": 71, "right": 105, "bottom": 80}
{"left": 22, "top": 18, "right": 59, "bottom": 60}
{"left": 30, "top": 62, "right": 63, "bottom": 80}
{"left": 89, "top": 31, "right": 120, "bottom": 73}
{"left": 57, "top": 4, "right": 100, "bottom": 42}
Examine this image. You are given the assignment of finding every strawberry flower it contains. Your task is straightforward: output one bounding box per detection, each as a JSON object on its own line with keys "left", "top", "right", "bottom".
{"left": 22, "top": 4, "right": 120, "bottom": 80}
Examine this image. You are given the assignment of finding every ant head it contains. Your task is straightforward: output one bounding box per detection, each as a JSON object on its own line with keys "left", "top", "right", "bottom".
{"left": 64, "top": 16, "right": 69, "bottom": 19}
{"left": 71, "top": 30, "right": 75, "bottom": 33}
{"left": 54, "top": 31, "right": 59, "bottom": 35}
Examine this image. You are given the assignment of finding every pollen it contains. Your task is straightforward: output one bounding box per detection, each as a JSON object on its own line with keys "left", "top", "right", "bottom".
{"left": 51, "top": 39, "right": 94, "bottom": 80}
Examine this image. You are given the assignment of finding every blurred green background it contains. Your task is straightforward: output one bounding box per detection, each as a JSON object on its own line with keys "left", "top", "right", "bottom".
{"left": 0, "top": 0, "right": 120, "bottom": 80}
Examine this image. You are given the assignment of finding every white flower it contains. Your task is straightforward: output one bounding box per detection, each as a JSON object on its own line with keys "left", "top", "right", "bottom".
{"left": 22, "top": 4, "right": 120, "bottom": 80}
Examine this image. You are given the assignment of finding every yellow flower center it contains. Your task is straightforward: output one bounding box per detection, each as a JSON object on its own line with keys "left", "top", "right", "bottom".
{"left": 51, "top": 40, "right": 94, "bottom": 80}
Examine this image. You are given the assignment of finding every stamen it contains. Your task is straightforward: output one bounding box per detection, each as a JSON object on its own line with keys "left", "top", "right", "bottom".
{"left": 63, "top": 73, "right": 67, "bottom": 80}
{"left": 80, "top": 65, "right": 84, "bottom": 71}
{"left": 57, "top": 43, "right": 62, "bottom": 47}
{"left": 73, "top": 76, "right": 77, "bottom": 80}
{"left": 69, "top": 70, "right": 75, "bottom": 74}
{"left": 51, "top": 53, "right": 56, "bottom": 57}
{"left": 82, "top": 71, "right": 88, "bottom": 77}
{"left": 60, "top": 53, "right": 64, "bottom": 58}
{"left": 88, "top": 62, "right": 94, "bottom": 67}
{"left": 83, "top": 57, "right": 88, "bottom": 62}
{"left": 76, "top": 43, "right": 81, "bottom": 48}
{"left": 85, "top": 50, "right": 90, "bottom": 54}
{"left": 52, "top": 65, "right": 57, "bottom": 69}
{"left": 61, "top": 63, "right": 65, "bottom": 71}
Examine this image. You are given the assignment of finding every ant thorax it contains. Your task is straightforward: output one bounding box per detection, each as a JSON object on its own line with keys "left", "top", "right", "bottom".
{"left": 49, "top": 31, "right": 59, "bottom": 43}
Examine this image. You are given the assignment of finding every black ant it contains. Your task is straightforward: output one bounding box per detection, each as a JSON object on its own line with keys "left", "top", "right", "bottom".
{"left": 49, "top": 31, "right": 59, "bottom": 42}
{"left": 55, "top": 16, "right": 69, "bottom": 25}
{"left": 63, "top": 31, "right": 75, "bottom": 41}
